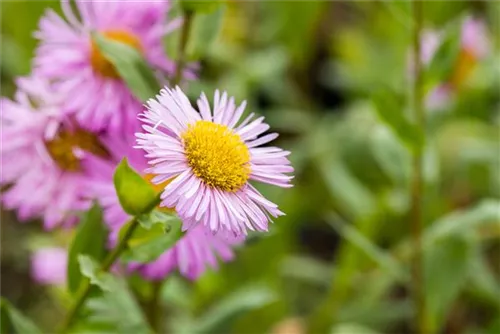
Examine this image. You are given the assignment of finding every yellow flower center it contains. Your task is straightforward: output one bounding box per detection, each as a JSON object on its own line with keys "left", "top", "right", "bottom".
{"left": 45, "top": 128, "right": 109, "bottom": 172}
{"left": 182, "top": 120, "right": 251, "bottom": 192}
{"left": 90, "top": 30, "right": 143, "bottom": 79}
{"left": 449, "top": 48, "right": 477, "bottom": 89}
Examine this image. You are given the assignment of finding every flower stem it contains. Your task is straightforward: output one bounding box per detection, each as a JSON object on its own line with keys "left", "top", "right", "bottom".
{"left": 146, "top": 281, "right": 164, "bottom": 333}
{"left": 59, "top": 194, "right": 162, "bottom": 333}
{"left": 173, "top": 10, "right": 194, "bottom": 86}
{"left": 411, "top": 0, "right": 427, "bottom": 333}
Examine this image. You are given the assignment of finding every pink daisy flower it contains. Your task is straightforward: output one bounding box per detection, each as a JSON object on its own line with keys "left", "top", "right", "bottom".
{"left": 87, "top": 134, "right": 243, "bottom": 280}
{"left": 33, "top": 0, "right": 185, "bottom": 132}
{"left": 31, "top": 247, "right": 67, "bottom": 285}
{"left": 1, "top": 76, "right": 108, "bottom": 228}
{"left": 136, "top": 87, "right": 294, "bottom": 236}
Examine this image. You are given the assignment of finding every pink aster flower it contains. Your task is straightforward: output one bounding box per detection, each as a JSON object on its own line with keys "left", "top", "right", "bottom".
{"left": 87, "top": 134, "right": 243, "bottom": 280}
{"left": 136, "top": 87, "right": 294, "bottom": 236}
{"left": 1, "top": 76, "right": 108, "bottom": 228}
{"left": 33, "top": 0, "right": 188, "bottom": 132}
{"left": 420, "top": 16, "right": 491, "bottom": 109}
{"left": 31, "top": 247, "right": 67, "bottom": 285}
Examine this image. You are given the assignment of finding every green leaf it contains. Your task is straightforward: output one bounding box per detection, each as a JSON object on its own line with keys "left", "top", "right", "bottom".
{"left": 120, "top": 211, "right": 184, "bottom": 262}
{"left": 67, "top": 203, "right": 107, "bottom": 294}
{"left": 424, "top": 199, "right": 500, "bottom": 245}
{"left": 92, "top": 33, "right": 160, "bottom": 102}
{"left": 372, "top": 89, "right": 424, "bottom": 152}
{"left": 424, "top": 235, "right": 473, "bottom": 331}
{"left": 330, "top": 322, "right": 381, "bottom": 334}
{"left": 326, "top": 213, "right": 406, "bottom": 281}
{"left": 113, "top": 158, "right": 158, "bottom": 216}
{"left": 426, "top": 20, "right": 462, "bottom": 85}
{"left": 78, "top": 255, "right": 114, "bottom": 292}
{"left": 192, "top": 285, "right": 277, "bottom": 333}
{"left": 187, "top": 6, "right": 225, "bottom": 60}
{"left": 180, "top": 0, "right": 222, "bottom": 13}
{"left": 79, "top": 256, "right": 152, "bottom": 334}
{"left": 0, "top": 298, "right": 42, "bottom": 334}
{"left": 370, "top": 125, "right": 411, "bottom": 186}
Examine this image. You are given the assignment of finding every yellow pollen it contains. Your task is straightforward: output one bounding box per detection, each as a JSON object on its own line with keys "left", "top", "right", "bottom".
{"left": 182, "top": 120, "right": 251, "bottom": 192}
{"left": 45, "top": 128, "right": 109, "bottom": 172}
{"left": 143, "top": 174, "right": 175, "bottom": 213}
{"left": 90, "top": 30, "right": 143, "bottom": 79}
{"left": 449, "top": 48, "right": 477, "bottom": 89}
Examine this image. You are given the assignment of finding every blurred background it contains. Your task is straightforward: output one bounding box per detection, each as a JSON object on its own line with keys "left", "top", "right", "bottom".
{"left": 1, "top": 1, "right": 499, "bottom": 333}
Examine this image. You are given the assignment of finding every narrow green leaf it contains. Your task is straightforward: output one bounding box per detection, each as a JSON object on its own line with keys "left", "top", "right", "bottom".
{"left": 113, "top": 158, "right": 157, "bottom": 216}
{"left": 370, "top": 125, "right": 411, "bottom": 186}
{"left": 79, "top": 256, "right": 152, "bottom": 334}
{"left": 67, "top": 203, "right": 107, "bottom": 294}
{"left": 0, "top": 298, "right": 42, "bottom": 334}
{"left": 78, "top": 255, "right": 114, "bottom": 292}
{"left": 187, "top": 6, "right": 225, "bottom": 60}
{"left": 192, "top": 285, "right": 276, "bottom": 333}
{"left": 424, "top": 236, "right": 473, "bottom": 331}
{"left": 326, "top": 213, "right": 406, "bottom": 281}
{"left": 92, "top": 32, "right": 160, "bottom": 102}
{"left": 426, "top": 20, "right": 462, "bottom": 85}
{"left": 372, "top": 89, "right": 424, "bottom": 152}
{"left": 424, "top": 199, "right": 500, "bottom": 245}
{"left": 120, "top": 211, "right": 184, "bottom": 262}
{"left": 330, "top": 323, "right": 381, "bottom": 334}
{"left": 180, "top": 0, "right": 222, "bottom": 13}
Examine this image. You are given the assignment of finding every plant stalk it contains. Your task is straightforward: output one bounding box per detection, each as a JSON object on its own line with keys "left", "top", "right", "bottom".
{"left": 59, "top": 194, "right": 162, "bottom": 333}
{"left": 173, "top": 10, "right": 194, "bottom": 86}
{"left": 411, "top": 0, "right": 427, "bottom": 333}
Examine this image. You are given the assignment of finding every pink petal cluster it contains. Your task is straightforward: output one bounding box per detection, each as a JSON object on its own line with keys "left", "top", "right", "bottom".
{"left": 1, "top": 77, "right": 92, "bottom": 228}
{"left": 136, "top": 87, "right": 294, "bottom": 236}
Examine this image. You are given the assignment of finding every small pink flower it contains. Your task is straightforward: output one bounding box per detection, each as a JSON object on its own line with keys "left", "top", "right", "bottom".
{"left": 31, "top": 247, "right": 67, "bottom": 285}
{"left": 33, "top": 0, "right": 188, "bottom": 132}
{"left": 136, "top": 87, "right": 294, "bottom": 236}
{"left": 422, "top": 16, "right": 491, "bottom": 109}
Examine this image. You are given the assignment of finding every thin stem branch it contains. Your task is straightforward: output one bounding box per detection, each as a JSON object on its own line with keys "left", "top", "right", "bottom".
{"left": 411, "top": 0, "right": 427, "bottom": 333}
{"left": 173, "top": 10, "right": 194, "bottom": 86}
{"left": 59, "top": 194, "right": 162, "bottom": 333}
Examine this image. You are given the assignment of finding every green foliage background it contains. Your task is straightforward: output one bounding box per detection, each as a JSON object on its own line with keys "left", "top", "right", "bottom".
{"left": 1, "top": 1, "right": 499, "bottom": 333}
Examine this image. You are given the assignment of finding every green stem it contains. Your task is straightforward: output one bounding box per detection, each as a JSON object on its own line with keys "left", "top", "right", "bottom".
{"left": 146, "top": 281, "right": 163, "bottom": 333}
{"left": 411, "top": 0, "right": 427, "bottom": 333}
{"left": 59, "top": 194, "right": 162, "bottom": 333}
{"left": 173, "top": 10, "right": 194, "bottom": 86}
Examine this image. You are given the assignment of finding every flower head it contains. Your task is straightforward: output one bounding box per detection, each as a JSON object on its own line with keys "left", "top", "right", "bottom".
{"left": 31, "top": 247, "right": 67, "bottom": 285}
{"left": 136, "top": 87, "right": 293, "bottom": 236}
{"left": 1, "top": 76, "right": 107, "bottom": 228}
{"left": 420, "top": 16, "right": 491, "bottom": 109}
{"left": 33, "top": 0, "right": 187, "bottom": 131}
{"left": 88, "top": 133, "right": 243, "bottom": 280}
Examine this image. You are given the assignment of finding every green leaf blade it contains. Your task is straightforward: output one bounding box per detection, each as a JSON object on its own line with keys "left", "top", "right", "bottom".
{"left": 67, "top": 203, "right": 107, "bottom": 295}
{"left": 92, "top": 32, "right": 160, "bottom": 102}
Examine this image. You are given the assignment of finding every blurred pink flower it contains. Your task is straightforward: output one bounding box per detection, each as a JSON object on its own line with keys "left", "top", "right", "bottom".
{"left": 87, "top": 133, "right": 243, "bottom": 280}
{"left": 33, "top": 0, "right": 186, "bottom": 132}
{"left": 422, "top": 16, "right": 491, "bottom": 109}
{"left": 31, "top": 247, "right": 67, "bottom": 285}
{"left": 1, "top": 76, "right": 107, "bottom": 228}
{"left": 136, "top": 87, "right": 294, "bottom": 236}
